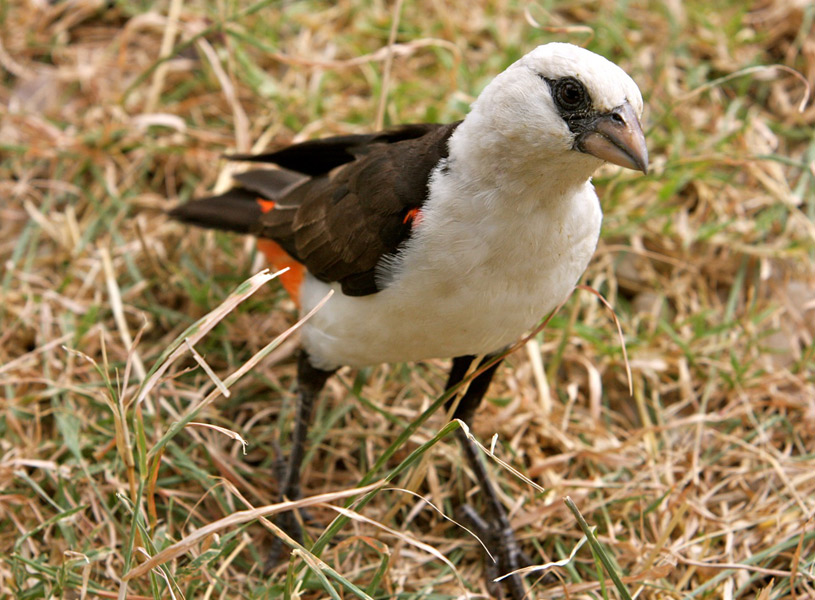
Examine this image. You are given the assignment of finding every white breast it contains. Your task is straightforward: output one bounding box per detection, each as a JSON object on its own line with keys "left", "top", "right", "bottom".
{"left": 299, "top": 168, "right": 602, "bottom": 371}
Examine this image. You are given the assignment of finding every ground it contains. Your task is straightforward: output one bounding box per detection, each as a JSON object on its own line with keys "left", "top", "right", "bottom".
{"left": 1, "top": 0, "right": 814, "bottom": 598}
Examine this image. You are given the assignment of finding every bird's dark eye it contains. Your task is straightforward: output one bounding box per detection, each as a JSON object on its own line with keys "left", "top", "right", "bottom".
{"left": 549, "top": 77, "right": 590, "bottom": 113}
{"left": 559, "top": 81, "right": 583, "bottom": 107}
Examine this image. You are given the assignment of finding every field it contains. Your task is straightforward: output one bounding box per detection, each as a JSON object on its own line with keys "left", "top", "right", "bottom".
{"left": 2, "top": 0, "right": 814, "bottom": 598}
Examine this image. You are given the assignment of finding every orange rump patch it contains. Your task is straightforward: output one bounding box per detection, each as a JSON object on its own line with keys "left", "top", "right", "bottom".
{"left": 256, "top": 239, "right": 304, "bottom": 306}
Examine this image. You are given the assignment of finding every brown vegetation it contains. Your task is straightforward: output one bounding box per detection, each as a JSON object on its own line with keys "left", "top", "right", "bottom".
{"left": 1, "top": 0, "right": 814, "bottom": 598}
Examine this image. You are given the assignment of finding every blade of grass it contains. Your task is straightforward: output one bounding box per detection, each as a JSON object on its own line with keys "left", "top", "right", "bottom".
{"left": 564, "top": 496, "right": 633, "bottom": 600}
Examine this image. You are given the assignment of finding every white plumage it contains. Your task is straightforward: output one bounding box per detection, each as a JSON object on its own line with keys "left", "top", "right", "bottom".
{"left": 300, "top": 43, "right": 645, "bottom": 370}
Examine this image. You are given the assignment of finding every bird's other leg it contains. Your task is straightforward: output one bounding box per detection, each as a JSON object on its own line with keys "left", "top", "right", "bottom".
{"left": 271, "top": 351, "right": 335, "bottom": 557}
{"left": 445, "top": 354, "right": 531, "bottom": 600}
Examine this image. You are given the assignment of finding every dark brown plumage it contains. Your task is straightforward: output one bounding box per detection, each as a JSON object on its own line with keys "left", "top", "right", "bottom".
{"left": 170, "top": 122, "right": 460, "bottom": 295}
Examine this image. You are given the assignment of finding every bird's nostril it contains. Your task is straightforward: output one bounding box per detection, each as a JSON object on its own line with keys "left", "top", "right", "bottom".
{"left": 611, "top": 112, "right": 626, "bottom": 126}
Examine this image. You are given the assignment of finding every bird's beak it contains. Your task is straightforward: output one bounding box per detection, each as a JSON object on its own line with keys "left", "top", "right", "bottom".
{"left": 576, "top": 102, "right": 648, "bottom": 174}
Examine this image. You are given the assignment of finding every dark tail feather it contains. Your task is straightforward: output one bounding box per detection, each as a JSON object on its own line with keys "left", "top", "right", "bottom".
{"left": 168, "top": 188, "right": 263, "bottom": 234}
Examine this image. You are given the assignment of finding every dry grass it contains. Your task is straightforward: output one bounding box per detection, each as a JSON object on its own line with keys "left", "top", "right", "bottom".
{"left": 2, "top": 0, "right": 815, "bottom": 598}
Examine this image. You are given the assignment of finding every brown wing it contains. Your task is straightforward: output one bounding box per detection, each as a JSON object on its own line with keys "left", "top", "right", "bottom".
{"left": 255, "top": 122, "right": 460, "bottom": 296}
{"left": 169, "top": 122, "right": 461, "bottom": 296}
{"left": 227, "top": 123, "right": 451, "bottom": 176}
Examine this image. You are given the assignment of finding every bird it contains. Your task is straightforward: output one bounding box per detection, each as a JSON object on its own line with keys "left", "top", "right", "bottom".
{"left": 169, "top": 42, "right": 648, "bottom": 599}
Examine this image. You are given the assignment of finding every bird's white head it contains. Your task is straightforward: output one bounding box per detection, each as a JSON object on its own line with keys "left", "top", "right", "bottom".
{"left": 455, "top": 43, "right": 648, "bottom": 186}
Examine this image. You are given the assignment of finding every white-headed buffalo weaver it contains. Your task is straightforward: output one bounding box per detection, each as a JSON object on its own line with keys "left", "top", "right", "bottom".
{"left": 170, "top": 43, "right": 648, "bottom": 599}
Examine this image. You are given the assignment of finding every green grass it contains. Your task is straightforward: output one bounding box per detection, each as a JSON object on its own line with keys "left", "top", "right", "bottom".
{"left": 2, "top": 0, "right": 815, "bottom": 598}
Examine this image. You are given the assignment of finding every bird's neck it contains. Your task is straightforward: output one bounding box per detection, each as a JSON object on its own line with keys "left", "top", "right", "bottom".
{"left": 447, "top": 113, "right": 601, "bottom": 211}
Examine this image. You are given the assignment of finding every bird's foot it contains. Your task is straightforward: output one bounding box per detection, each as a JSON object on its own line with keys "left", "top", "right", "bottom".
{"left": 266, "top": 452, "right": 311, "bottom": 567}
{"left": 266, "top": 504, "right": 330, "bottom": 571}
{"left": 266, "top": 509, "right": 305, "bottom": 569}
{"left": 458, "top": 504, "right": 534, "bottom": 600}
{"left": 267, "top": 441, "right": 310, "bottom": 565}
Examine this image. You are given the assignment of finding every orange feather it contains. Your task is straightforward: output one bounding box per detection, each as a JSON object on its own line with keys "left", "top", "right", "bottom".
{"left": 256, "top": 239, "right": 304, "bottom": 305}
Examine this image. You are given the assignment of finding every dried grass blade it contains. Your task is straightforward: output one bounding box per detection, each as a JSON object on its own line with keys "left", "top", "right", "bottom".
{"left": 133, "top": 268, "right": 285, "bottom": 407}
{"left": 456, "top": 420, "right": 545, "bottom": 493}
{"left": 145, "top": 287, "right": 332, "bottom": 461}
{"left": 186, "top": 422, "right": 247, "bottom": 453}
{"left": 184, "top": 338, "right": 230, "bottom": 397}
{"left": 494, "top": 534, "right": 587, "bottom": 581}
{"left": 384, "top": 486, "right": 494, "bottom": 559}
{"left": 525, "top": 338, "right": 551, "bottom": 415}
{"left": 144, "top": 0, "right": 184, "bottom": 113}
{"left": 292, "top": 548, "right": 346, "bottom": 600}
{"left": 678, "top": 64, "right": 811, "bottom": 113}
{"left": 374, "top": 0, "right": 404, "bottom": 130}
{"left": 122, "top": 480, "right": 386, "bottom": 581}
{"left": 576, "top": 284, "right": 632, "bottom": 395}
{"left": 100, "top": 246, "right": 146, "bottom": 381}
{"left": 196, "top": 37, "right": 250, "bottom": 152}
{"left": 327, "top": 503, "right": 466, "bottom": 593}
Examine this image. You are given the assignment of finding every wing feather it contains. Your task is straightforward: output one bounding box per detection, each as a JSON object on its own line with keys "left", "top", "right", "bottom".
{"left": 171, "top": 121, "right": 461, "bottom": 296}
{"left": 256, "top": 121, "right": 461, "bottom": 295}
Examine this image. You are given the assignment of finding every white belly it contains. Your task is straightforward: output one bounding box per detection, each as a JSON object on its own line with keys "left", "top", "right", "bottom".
{"left": 299, "top": 180, "right": 602, "bottom": 371}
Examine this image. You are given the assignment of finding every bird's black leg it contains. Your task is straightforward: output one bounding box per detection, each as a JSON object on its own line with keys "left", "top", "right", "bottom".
{"left": 270, "top": 351, "right": 335, "bottom": 557}
{"left": 445, "top": 354, "right": 531, "bottom": 600}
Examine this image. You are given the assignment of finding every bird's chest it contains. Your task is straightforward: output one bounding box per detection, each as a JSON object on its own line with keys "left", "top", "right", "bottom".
{"left": 300, "top": 184, "right": 602, "bottom": 369}
{"left": 395, "top": 190, "right": 601, "bottom": 326}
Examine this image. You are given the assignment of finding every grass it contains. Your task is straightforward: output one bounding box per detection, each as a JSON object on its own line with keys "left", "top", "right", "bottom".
{"left": 2, "top": 0, "right": 815, "bottom": 598}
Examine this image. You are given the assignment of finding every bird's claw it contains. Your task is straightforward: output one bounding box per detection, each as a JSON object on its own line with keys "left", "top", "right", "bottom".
{"left": 457, "top": 504, "right": 534, "bottom": 600}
